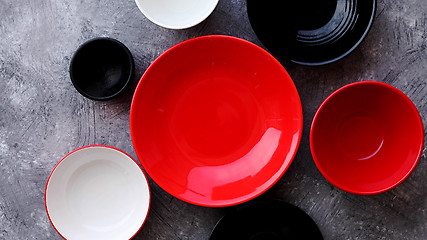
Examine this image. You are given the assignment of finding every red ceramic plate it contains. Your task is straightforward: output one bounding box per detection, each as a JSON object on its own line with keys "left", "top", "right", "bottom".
{"left": 310, "top": 81, "right": 424, "bottom": 194}
{"left": 130, "top": 35, "right": 303, "bottom": 207}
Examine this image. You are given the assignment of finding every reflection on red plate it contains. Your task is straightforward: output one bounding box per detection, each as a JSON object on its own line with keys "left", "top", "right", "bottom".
{"left": 310, "top": 81, "right": 424, "bottom": 194}
{"left": 130, "top": 35, "right": 303, "bottom": 207}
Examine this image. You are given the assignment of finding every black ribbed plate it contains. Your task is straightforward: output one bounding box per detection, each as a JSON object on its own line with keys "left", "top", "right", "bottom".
{"left": 209, "top": 199, "right": 323, "bottom": 240}
{"left": 247, "top": 0, "right": 376, "bottom": 66}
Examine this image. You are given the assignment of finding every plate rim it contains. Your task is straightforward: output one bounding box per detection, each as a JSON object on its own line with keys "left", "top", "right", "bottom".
{"left": 44, "top": 145, "right": 151, "bottom": 240}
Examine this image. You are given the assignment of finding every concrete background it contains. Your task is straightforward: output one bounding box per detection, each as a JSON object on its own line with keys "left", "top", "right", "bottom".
{"left": 0, "top": 0, "right": 425, "bottom": 239}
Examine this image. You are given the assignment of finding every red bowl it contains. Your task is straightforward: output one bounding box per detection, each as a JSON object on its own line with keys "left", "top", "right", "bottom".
{"left": 130, "top": 35, "right": 303, "bottom": 207}
{"left": 310, "top": 81, "right": 424, "bottom": 194}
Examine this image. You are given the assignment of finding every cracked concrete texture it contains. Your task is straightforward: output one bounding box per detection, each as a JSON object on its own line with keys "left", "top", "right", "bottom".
{"left": 0, "top": 0, "right": 426, "bottom": 239}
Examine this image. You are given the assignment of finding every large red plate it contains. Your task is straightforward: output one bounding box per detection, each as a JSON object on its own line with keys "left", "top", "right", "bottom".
{"left": 130, "top": 35, "right": 303, "bottom": 207}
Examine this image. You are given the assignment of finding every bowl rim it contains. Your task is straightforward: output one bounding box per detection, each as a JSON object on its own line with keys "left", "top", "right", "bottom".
{"left": 130, "top": 34, "right": 303, "bottom": 207}
{"left": 69, "top": 37, "right": 135, "bottom": 101}
{"left": 134, "top": 0, "right": 219, "bottom": 29}
{"left": 247, "top": 0, "right": 377, "bottom": 66}
{"left": 309, "top": 81, "right": 424, "bottom": 194}
{"left": 44, "top": 145, "right": 151, "bottom": 240}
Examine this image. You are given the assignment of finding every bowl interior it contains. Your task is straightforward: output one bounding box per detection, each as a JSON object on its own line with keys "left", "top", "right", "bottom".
{"left": 45, "top": 146, "right": 150, "bottom": 240}
{"left": 130, "top": 35, "right": 303, "bottom": 207}
{"left": 310, "top": 82, "right": 424, "bottom": 194}
{"left": 135, "top": 0, "right": 219, "bottom": 29}
{"left": 247, "top": 0, "right": 376, "bottom": 65}
{"left": 70, "top": 38, "right": 134, "bottom": 100}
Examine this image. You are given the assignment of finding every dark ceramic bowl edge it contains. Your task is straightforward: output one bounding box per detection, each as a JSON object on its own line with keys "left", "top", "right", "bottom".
{"left": 69, "top": 37, "right": 135, "bottom": 101}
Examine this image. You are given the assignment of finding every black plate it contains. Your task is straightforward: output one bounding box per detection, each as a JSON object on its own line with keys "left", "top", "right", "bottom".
{"left": 247, "top": 0, "right": 376, "bottom": 66}
{"left": 210, "top": 199, "right": 323, "bottom": 240}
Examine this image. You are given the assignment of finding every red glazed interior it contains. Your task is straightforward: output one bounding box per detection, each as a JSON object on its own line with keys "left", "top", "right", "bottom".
{"left": 310, "top": 81, "right": 424, "bottom": 194}
{"left": 130, "top": 35, "right": 303, "bottom": 207}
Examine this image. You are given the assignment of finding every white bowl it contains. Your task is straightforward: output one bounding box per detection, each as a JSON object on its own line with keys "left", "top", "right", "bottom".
{"left": 45, "top": 145, "right": 150, "bottom": 240}
{"left": 134, "top": 0, "right": 219, "bottom": 29}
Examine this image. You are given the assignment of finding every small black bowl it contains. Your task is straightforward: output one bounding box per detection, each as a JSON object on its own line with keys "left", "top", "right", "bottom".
{"left": 247, "top": 0, "right": 376, "bottom": 66}
{"left": 210, "top": 199, "right": 323, "bottom": 240}
{"left": 70, "top": 37, "right": 134, "bottom": 100}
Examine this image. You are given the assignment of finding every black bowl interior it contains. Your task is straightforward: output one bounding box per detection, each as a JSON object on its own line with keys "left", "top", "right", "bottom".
{"left": 247, "top": 0, "right": 376, "bottom": 65}
{"left": 70, "top": 38, "right": 134, "bottom": 100}
{"left": 210, "top": 199, "right": 323, "bottom": 240}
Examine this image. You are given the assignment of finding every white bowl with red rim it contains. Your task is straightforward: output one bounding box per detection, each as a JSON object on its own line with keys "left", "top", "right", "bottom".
{"left": 45, "top": 145, "right": 150, "bottom": 240}
{"left": 134, "top": 0, "right": 219, "bottom": 29}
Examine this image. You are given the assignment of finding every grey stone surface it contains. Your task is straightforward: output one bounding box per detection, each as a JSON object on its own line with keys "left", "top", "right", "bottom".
{"left": 0, "top": 0, "right": 425, "bottom": 239}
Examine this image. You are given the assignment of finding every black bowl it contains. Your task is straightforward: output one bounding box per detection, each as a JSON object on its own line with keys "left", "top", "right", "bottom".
{"left": 210, "top": 199, "right": 323, "bottom": 240}
{"left": 70, "top": 37, "right": 134, "bottom": 100}
{"left": 247, "top": 0, "right": 376, "bottom": 66}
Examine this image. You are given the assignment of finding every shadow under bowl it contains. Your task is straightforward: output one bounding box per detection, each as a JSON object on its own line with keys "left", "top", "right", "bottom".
{"left": 310, "top": 81, "right": 424, "bottom": 194}
{"left": 70, "top": 37, "right": 134, "bottom": 100}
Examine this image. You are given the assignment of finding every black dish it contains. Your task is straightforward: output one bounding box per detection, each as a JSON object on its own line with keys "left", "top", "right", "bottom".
{"left": 210, "top": 199, "right": 323, "bottom": 240}
{"left": 247, "top": 0, "right": 376, "bottom": 66}
{"left": 70, "top": 37, "right": 134, "bottom": 100}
